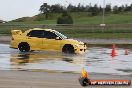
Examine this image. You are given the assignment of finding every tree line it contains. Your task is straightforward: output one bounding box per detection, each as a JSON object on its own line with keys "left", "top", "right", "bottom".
{"left": 39, "top": 3, "right": 132, "bottom": 16}
{"left": 39, "top": 3, "right": 132, "bottom": 24}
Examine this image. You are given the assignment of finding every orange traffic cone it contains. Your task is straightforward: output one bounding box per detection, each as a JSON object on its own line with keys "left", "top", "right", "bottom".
{"left": 84, "top": 72, "right": 88, "bottom": 78}
{"left": 82, "top": 67, "right": 88, "bottom": 78}
{"left": 125, "top": 49, "right": 128, "bottom": 55}
{"left": 111, "top": 44, "right": 116, "bottom": 57}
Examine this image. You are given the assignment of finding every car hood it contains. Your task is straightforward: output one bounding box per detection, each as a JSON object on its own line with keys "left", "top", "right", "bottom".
{"left": 64, "top": 39, "right": 84, "bottom": 44}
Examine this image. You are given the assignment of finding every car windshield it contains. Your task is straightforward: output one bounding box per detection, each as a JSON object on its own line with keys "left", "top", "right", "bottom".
{"left": 54, "top": 31, "right": 68, "bottom": 39}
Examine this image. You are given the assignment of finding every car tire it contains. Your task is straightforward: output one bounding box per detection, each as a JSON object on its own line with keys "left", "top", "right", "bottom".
{"left": 79, "top": 77, "right": 91, "bottom": 87}
{"left": 62, "top": 45, "right": 75, "bottom": 54}
{"left": 18, "top": 43, "right": 30, "bottom": 52}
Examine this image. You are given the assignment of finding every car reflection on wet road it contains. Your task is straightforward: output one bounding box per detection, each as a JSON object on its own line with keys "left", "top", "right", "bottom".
{"left": 0, "top": 44, "right": 132, "bottom": 75}
{"left": 10, "top": 51, "right": 85, "bottom": 72}
{"left": 10, "top": 52, "right": 85, "bottom": 65}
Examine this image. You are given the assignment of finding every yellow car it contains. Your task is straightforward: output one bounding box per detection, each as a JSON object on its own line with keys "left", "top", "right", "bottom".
{"left": 11, "top": 28, "right": 87, "bottom": 54}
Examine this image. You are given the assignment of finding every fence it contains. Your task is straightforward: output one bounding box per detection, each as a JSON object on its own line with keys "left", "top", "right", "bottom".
{"left": 0, "top": 24, "right": 132, "bottom": 38}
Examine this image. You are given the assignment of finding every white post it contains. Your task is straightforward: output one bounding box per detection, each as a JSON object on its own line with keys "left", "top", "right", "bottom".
{"left": 102, "top": 0, "right": 105, "bottom": 25}
{"left": 100, "top": 0, "right": 106, "bottom": 32}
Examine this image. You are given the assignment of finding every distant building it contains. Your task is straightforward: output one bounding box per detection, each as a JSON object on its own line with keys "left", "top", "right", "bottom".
{"left": 0, "top": 20, "right": 6, "bottom": 23}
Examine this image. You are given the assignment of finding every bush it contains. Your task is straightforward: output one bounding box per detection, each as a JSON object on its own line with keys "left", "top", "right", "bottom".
{"left": 57, "top": 12, "right": 73, "bottom": 24}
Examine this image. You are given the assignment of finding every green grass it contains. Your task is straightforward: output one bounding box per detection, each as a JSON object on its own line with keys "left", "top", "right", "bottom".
{"left": 10, "top": 12, "right": 132, "bottom": 24}
{"left": 67, "top": 33, "right": 132, "bottom": 38}
{"left": 74, "top": 13, "right": 132, "bottom": 24}
{"left": 9, "top": 20, "right": 56, "bottom": 25}
{"left": 0, "top": 12, "right": 132, "bottom": 39}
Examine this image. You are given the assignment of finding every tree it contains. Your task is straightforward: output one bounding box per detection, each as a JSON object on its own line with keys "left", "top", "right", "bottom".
{"left": 76, "top": 3, "right": 85, "bottom": 12}
{"left": 99, "top": 6, "right": 103, "bottom": 12}
{"left": 67, "top": 4, "right": 77, "bottom": 12}
{"left": 105, "top": 4, "right": 111, "bottom": 13}
{"left": 57, "top": 11, "right": 73, "bottom": 24}
{"left": 124, "top": 4, "right": 132, "bottom": 12}
{"left": 118, "top": 5, "right": 125, "bottom": 12}
{"left": 89, "top": 4, "right": 100, "bottom": 16}
{"left": 113, "top": 6, "right": 119, "bottom": 14}
{"left": 84, "top": 5, "right": 90, "bottom": 12}
{"left": 50, "top": 4, "right": 64, "bottom": 12}
{"left": 39, "top": 3, "right": 50, "bottom": 19}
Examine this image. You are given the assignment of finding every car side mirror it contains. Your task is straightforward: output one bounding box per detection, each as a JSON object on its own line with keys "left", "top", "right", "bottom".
{"left": 56, "top": 37, "right": 60, "bottom": 40}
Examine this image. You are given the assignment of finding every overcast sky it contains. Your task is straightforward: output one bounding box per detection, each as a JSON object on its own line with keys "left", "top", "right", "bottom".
{"left": 0, "top": 0, "right": 132, "bottom": 21}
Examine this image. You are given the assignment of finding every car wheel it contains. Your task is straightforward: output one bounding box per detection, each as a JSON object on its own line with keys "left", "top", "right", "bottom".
{"left": 79, "top": 77, "right": 91, "bottom": 87}
{"left": 62, "top": 45, "right": 74, "bottom": 54}
{"left": 18, "top": 43, "right": 30, "bottom": 52}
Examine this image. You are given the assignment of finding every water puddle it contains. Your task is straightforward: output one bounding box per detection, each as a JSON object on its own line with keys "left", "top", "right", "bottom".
{"left": 0, "top": 44, "right": 132, "bottom": 75}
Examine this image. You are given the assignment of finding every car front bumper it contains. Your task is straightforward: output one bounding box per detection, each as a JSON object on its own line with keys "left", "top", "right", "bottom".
{"left": 74, "top": 44, "right": 87, "bottom": 54}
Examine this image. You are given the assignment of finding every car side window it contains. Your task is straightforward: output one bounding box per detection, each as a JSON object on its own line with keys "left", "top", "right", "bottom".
{"left": 44, "top": 31, "right": 58, "bottom": 39}
{"left": 27, "top": 30, "right": 43, "bottom": 38}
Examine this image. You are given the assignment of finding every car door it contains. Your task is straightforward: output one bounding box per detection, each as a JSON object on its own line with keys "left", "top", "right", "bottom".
{"left": 42, "top": 31, "right": 62, "bottom": 51}
{"left": 26, "top": 30, "right": 43, "bottom": 50}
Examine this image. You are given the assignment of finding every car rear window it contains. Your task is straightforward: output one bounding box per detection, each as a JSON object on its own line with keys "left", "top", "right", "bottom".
{"left": 27, "top": 30, "right": 43, "bottom": 38}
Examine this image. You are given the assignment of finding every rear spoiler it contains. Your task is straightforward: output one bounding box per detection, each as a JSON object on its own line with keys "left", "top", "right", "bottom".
{"left": 11, "top": 30, "right": 22, "bottom": 35}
